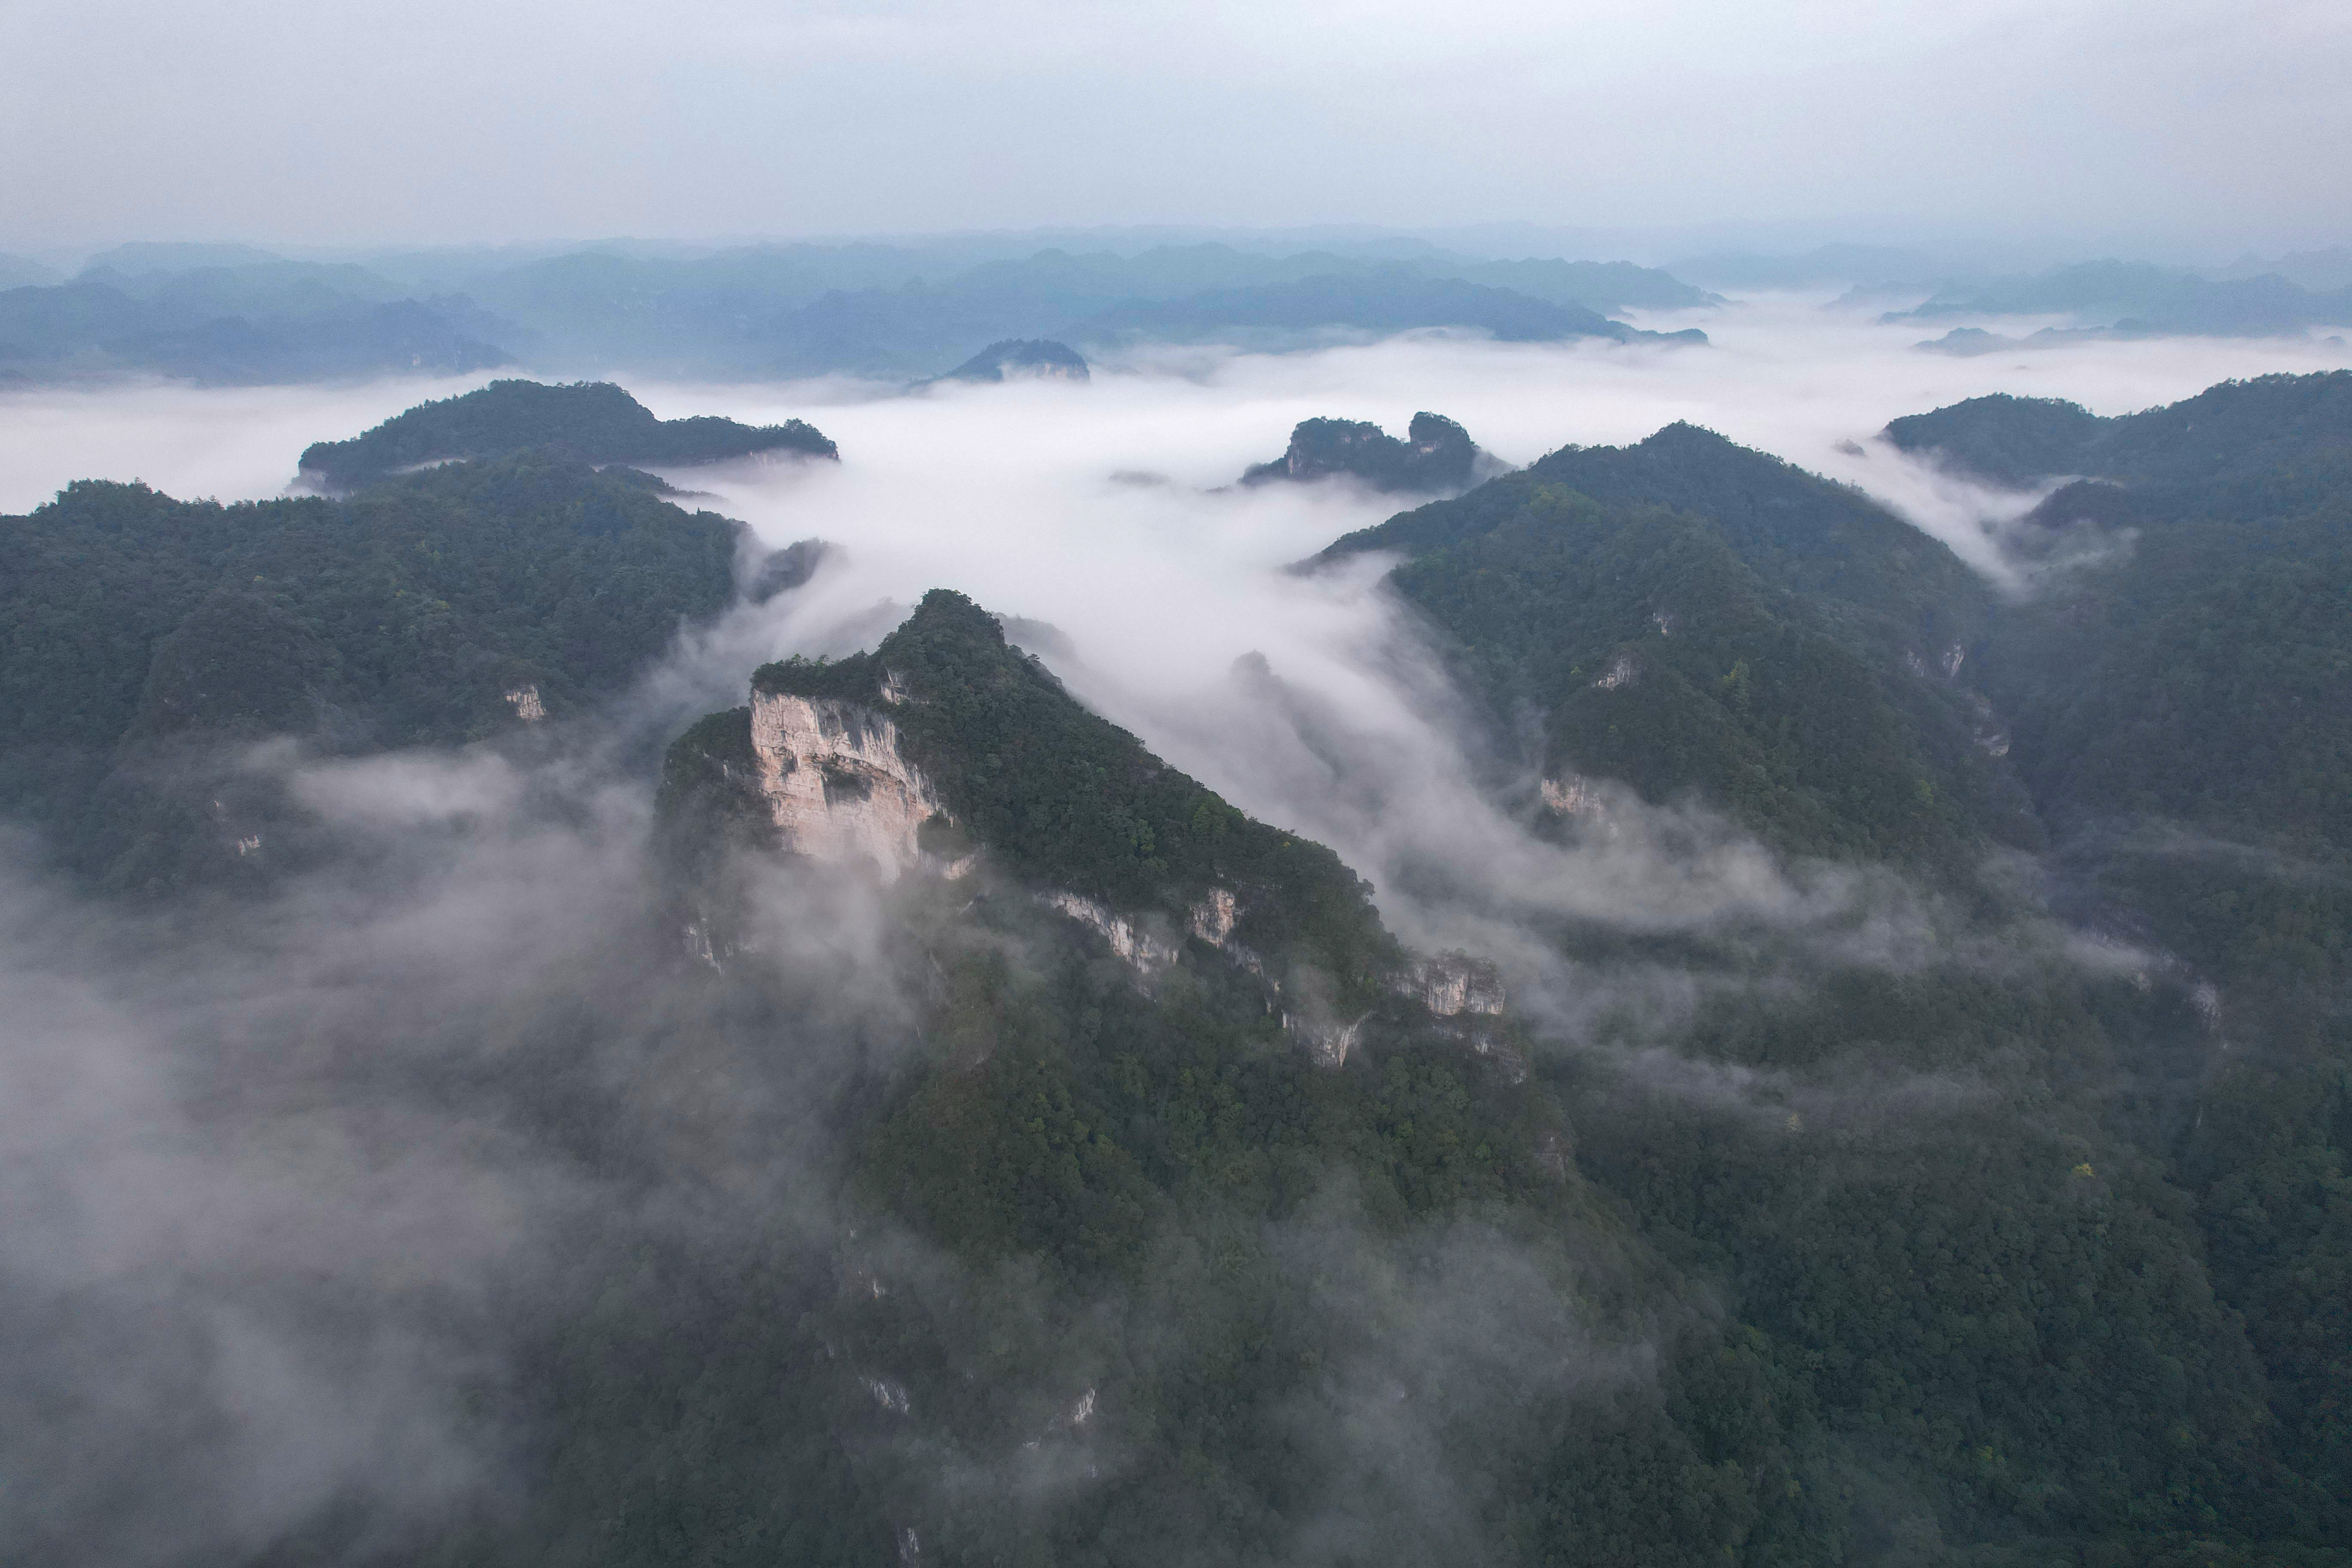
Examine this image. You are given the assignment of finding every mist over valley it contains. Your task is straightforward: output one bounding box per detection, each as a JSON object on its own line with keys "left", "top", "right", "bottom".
{"left": 7, "top": 4, "right": 2352, "bottom": 1560}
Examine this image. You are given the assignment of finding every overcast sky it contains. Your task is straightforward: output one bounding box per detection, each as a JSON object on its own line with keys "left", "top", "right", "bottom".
{"left": 6, "top": 0, "right": 2348, "bottom": 254}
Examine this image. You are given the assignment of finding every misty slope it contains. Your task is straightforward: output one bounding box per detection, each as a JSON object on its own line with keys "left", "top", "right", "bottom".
{"left": 1322, "top": 423, "right": 2031, "bottom": 867}
{"left": 1302, "top": 395, "right": 2352, "bottom": 1559}
{"left": 1887, "top": 375, "right": 2352, "bottom": 1522}
{"left": 626, "top": 589, "right": 1860, "bottom": 1568}
{"left": 0, "top": 452, "right": 743, "bottom": 888}
{"left": 586, "top": 585, "right": 2331, "bottom": 1568}
{"left": 297, "top": 378, "right": 838, "bottom": 487}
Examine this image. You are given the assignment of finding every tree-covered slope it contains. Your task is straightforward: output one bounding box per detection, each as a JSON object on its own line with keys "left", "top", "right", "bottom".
{"left": 632, "top": 580, "right": 2346, "bottom": 1566}
{"left": 1321, "top": 423, "right": 2029, "bottom": 867}
{"left": 0, "top": 452, "right": 742, "bottom": 886}
{"left": 297, "top": 378, "right": 838, "bottom": 486}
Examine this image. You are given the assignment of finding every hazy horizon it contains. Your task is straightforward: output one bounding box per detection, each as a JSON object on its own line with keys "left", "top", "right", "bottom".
{"left": 7, "top": 0, "right": 2349, "bottom": 260}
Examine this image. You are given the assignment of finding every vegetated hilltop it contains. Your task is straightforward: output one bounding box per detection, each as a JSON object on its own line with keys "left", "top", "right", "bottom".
{"left": 1240, "top": 411, "right": 1486, "bottom": 494}
{"left": 1884, "top": 371, "right": 2352, "bottom": 488}
{"left": 928, "top": 338, "right": 1090, "bottom": 383}
{"left": 0, "top": 451, "right": 745, "bottom": 890}
{"left": 1321, "top": 420, "right": 2027, "bottom": 868}
{"left": 297, "top": 379, "right": 837, "bottom": 487}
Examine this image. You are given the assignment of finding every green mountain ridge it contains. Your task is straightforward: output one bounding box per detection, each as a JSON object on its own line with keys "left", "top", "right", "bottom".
{"left": 297, "top": 378, "right": 838, "bottom": 487}
{"left": 1321, "top": 421, "right": 2030, "bottom": 868}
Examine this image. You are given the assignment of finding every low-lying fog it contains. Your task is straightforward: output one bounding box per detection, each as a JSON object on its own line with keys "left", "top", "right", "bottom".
{"left": 7, "top": 296, "right": 2342, "bottom": 973}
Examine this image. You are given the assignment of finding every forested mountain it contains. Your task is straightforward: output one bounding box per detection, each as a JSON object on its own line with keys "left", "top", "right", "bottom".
{"left": 1881, "top": 375, "right": 2352, "bottom": 1539}
{"left": 1240, "top": 411, "right": 1485, "bottom": 493}
{"left": 297, "top": 379, "right": 837, "bottom": 487}
{"left": 7, "top": 369, "right": 2351, "bottom": 1567}
{"left": 1306, "top": 389, "right": 2352, "bottom": 1563}
{"left": 1321, "top": 422, "right": 2030, "bottom": 867}
{"left": 0, "top": 452, "right": 744, "bottom": 890}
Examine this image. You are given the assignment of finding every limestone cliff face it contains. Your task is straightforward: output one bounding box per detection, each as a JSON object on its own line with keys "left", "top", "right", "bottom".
{"left": 1042, "top": 891, "right": 1182, "bottom": 974}
{"left": 1405, "top": 953, "right": 1506, "bottom": 1018}
{"left": 749, "top": 689, "right": 943, "bottom": 877}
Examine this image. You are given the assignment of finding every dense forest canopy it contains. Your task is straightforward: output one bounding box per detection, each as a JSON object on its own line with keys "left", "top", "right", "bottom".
{"left": 0, "top": 448, "right": 743, "bottom": 889}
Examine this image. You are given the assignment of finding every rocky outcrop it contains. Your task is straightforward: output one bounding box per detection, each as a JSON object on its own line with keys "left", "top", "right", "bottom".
{"left": 1286, "top": 1010, "right": 1367, "bottom": 1069}
{"left": 1042, "top": 891, "right": 1182, "bottom": 974}
{"left": 1239, "top": 412, "right": 1483, "bottom": 494}
{"left": 1403, "top": 952, "right": 1506, "bottom": 1017}
{"left": 749, "top": 688, "right": 945, "bottom": 877}
{"left": 1540, "top": 775, "right": 1602, "bottom": 818}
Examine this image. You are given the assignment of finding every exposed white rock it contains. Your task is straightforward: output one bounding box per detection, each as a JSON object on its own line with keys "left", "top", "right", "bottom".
{"left": 504, "top": 684, "right": 545, "bottom": 723}
{"left": 1941, "top": 643, "right": 1967, "bottom": 677}
{"left": 1285, "top": 1010, "right": 1367, "bottom": 1069}
{"left": 869, "top": 1378, "right": 910, "bottom": 1415}
{"left": 1189, "top": 887, "right": 1239, "bottom": 945}
{"left": 1651, "top": 610, "right": 1678, "bottom": 636}
{"left": 1904, "top": 650, "right": 1929, "bottom": 678}
{"left": 897, "top": 1527, "right": 921, "bottom": 1565}
{"left": 1042, "top": 890, "right": 1180, "bottom": 974}
{"left": 1405, "top": 952, "right": 1506, "bottom": 1017}
{"left": 1540, "top": 775, "right": 1602, "bottom": 817}
{"left": 1062, "top": 1387, "right": 1096, "bottom": 1430}
{"left": 1592, "top": 652, "right": 1639, "bottom": 691}
{"left": 750, "top": 691, "right": 946, "bottom": 879}
{"left": 234, "top": 835, "right": 261, "bottom": 856}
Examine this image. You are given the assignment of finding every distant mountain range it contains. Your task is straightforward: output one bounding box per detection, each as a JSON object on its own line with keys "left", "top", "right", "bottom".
{"left": 0, "top": 241, "right": 1715, "bottom": 386}
{"left": 1883, "top": 259, "right": 2352, "bottom": 337}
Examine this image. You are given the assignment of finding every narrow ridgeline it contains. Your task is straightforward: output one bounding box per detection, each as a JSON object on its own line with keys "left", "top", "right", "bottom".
{"left": 658, "top": 588, "right": 1514, "bottom": 1066}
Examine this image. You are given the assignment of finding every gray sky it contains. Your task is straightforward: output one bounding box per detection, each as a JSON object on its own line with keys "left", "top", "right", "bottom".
{"left": 6, "top": 0, "right": 2349, "bottom": 252}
